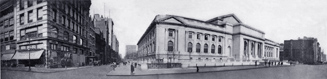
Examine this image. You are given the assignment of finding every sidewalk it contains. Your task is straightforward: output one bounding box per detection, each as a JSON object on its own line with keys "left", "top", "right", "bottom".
{"left": 107, "top": 64, "right": 291, "bottom": 76}
{"left": 1, "top": 66, "right": 93, "bottom": 73}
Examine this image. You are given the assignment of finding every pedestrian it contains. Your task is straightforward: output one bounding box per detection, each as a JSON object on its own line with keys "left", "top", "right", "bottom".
{"left": 268, "top": 62, "right": 271, "bottom": 67}
{"left": 112, "top": 63, "right": 117, "bottom": 71}
{"left": 134, "top": 63, "right": 137, "bottom": 68}
{"left": 196, "top": 66, "right": 199, "bottom": 72}
{"left": 131, "top": 64, "right": 134, "bottom": 74}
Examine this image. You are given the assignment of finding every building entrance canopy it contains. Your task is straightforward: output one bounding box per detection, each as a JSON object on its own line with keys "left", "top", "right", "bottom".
{"left": 1, "top": 54, "right": 15, "bottom": 60}
{"left": 12, "top": 50, "right": 44, "bottom": 60}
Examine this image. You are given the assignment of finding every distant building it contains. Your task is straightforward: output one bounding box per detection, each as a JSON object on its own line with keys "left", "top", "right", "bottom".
{"left": 321, "top": 53, "right": 326, "bottom": 62}
{"left": 279, "top": 43, "right": 285, "bottom": 60}
{"left": 136, "top": 14, "right": 279, "bottom": 68}
{"left": 93, "top": 14, "right": 120, "bottom": 64}
{"left": 283, "top": 37, "right": 322, "bottom": 64}
{"left": 125, "top": 45, "right": 137, "bottom": 60}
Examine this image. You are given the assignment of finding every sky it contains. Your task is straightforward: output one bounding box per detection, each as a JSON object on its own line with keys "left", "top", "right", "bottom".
{"left": 90, "top": 0, "right": 327, "bottom": 57}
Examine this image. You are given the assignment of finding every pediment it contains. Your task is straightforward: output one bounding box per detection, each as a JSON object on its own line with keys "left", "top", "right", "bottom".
{"left": 162, "top": 17, "right": 184, "bottom": 24}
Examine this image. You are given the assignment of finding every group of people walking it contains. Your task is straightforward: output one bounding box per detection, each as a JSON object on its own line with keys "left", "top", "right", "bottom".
{"left": 110, "top": 62, "right": 138, "bottom": 74}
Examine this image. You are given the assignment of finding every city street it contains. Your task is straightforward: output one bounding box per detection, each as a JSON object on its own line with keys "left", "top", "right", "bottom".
{"left": 2, "top": 64, "right": 327, "bottom": 79}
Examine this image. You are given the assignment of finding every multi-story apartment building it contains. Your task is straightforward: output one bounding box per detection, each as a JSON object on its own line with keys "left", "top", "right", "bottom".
{"left": 93, "top": 14, "right": 120, "bottom": 64}
{"left": 0, "top": 0, "right": 16, "bottom": 66}
{"left": 10, "top": 0, "right": 93, "bottom": 68}
{"left": 136, "top": 14, "right": 280, "bottom": 69}
{"left": 283, "top": 37, "right": 322, "bottom": 64}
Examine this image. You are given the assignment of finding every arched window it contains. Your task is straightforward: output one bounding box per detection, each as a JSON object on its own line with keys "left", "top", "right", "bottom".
{"left": 204, "top": 44, "right": 208, "bottom": 53}
{"left": 211, "top": 44, "right": 215, "bottom": 53}
{"left": 73, "top": 35, "right": 77, "bottom": 43}
{"left": 63, "top": 31, "right": 69, "bottom": 41}
{"left": 196, "top": 43, "right": 201, "bottom": 53}
{"left": 187, "top": 42, "right": 193, "bottom": 53}
{"left": 218, "top": 45, "right": 222, "bottom": 54}
{"left": 168, "top": 41, "right": 173, "bottom": 51}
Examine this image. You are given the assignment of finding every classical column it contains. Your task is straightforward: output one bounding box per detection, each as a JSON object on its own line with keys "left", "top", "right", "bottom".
{"left": 247, "top": 40, "right": 251, "bottom": 60}
{"left": 254, "top": 41, "right": 257, "bottom": 59}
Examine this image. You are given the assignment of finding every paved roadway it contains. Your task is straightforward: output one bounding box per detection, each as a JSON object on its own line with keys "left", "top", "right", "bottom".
{"left": 2, "top": 65, "right": 327, "bottom": 79}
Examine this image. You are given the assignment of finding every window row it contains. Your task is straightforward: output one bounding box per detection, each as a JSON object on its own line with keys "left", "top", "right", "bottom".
{"left": 0, "top": 30, "right": 14, "bottom": 42}
{"left": 49, "top": 8, "right": 87, "bottom": 37}
{"left": 19, "top": 25, "right": 43, "bottom": 41}
{"left": 186, "top": 42, "right": 223, "bottom": 54}
{"left": 140, "top": 42, "right": 156, "bottom": 55}
{"left": 19, "top": 0, "right": 44, "bottom": 10}
{"left": 19, "top": 7, "right": 43, "bottom": 25}
{"left": 48, "top": 43, "right": 88, "bottom": 55}
{"left": 19, "top": 44, "right": 40, "bottom": 50}
{"left": 1, "top": 44, "right": 15, "bottom": 51}
{"left": 188, "top": 32, "right": 224, "bottom": 42}
{"left": 0, "top": 17, "right": 14, "bottom": 28}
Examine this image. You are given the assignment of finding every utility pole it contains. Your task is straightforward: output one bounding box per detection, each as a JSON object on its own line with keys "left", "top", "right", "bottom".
{"left": 28, "top": 35, "right": 31, "bottom": 71}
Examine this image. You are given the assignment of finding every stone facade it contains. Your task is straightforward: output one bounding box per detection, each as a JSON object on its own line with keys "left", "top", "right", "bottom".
{"left": 136, "top": 14, "right": 279, "bottom": 68}
{"left": 12, "top": 0, "right": 93, "bottom": 68}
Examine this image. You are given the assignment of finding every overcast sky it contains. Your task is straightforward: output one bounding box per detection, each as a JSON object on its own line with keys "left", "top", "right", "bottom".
{"left": 90, "top": 0, "right": 327, "bottom": 57}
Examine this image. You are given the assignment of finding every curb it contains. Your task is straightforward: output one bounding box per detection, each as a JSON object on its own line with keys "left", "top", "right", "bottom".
{"left": 106, "top": 65, "right": 291, "bottom": 76}
{"left": 1, "top": 66, "right": 93, "bottom": 73}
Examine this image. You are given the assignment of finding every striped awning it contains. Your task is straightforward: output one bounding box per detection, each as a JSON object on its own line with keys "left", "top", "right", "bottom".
{"left": 12, "top": 50, "right": 44, "bottom": 60}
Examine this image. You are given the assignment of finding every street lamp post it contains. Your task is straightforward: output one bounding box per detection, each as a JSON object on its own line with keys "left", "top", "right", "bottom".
{"left": 28, "top": 37, "right": 31, "bottom": 71}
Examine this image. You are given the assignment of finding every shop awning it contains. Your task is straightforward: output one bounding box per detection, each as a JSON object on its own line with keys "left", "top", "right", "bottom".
{"left": 12, "top": 50, "right": 44, "bottom": 60}
{"left": 1, "top": 54, "right": 15, "bottom": 60}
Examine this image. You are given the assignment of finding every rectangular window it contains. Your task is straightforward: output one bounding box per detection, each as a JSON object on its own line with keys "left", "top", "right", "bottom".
{"left": 0, "top": 21, "right": 3, "bottom": 27}
{"left": 20, "top": 0, "right": 24, "bottom": 10}
{"left": 20, "top": 46, "right": 27, "bottom": 50}
{"left": 9, "top": 31, "right": 14, "bottom": 36}
{"left": 28, "top": 0, "right": 33, "bottom": 7}
{"left": 67, "top": 20, "right": 70, "bottom": 29}
{"left": 37, "top": 0, "right": 43, "bottom": 4}
{"left": 29, "top": 45, "right": 37, "bottom": 49}
{"left": 219, "top": 37, "right": 222, "bottom": 42}
{"left": 62, "top": 16, "right": 65, "bottom": 25}
{"left": 53, "top": 9, "right": 57, "bottom": 22}
{"left": 37, "top": 7, "right": 43, "bottom": 20}
{"left": 28, "top": 10, "right": 33, "bottom": 23}
{"left": 70, "top": 21, "right": 73, "bottom": 30}
{"left": 4, "top": 19, "right": 8, "bottom": 27}
{"left": 188, "top": 32, "right": 192, "bottom": 38}
{"left": 9, "top": 17, "right": 14, "bottom": 25}
{"left": 58, "top": 14, "right": 62, "bottom": 24}
{"left": 197, "top": 34, "right": 200, "bottom": 39}
{"left": 168, "top": 31, "right": 173, "bottom": 37}
{"left": 72, "top": 22, "right": 75, "bottom": 31}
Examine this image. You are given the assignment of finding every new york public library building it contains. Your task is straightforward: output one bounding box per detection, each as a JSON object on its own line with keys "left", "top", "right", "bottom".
{"left": 135, "top": 14, "right": 280, "bottom": 69}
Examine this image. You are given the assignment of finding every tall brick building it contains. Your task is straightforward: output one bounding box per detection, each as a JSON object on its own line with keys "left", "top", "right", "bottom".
{"left": 283, "top": 37, "right": 322, "bottom": 64}
{"left": 2, "top": 0, "right": 94, "bottom": 68}
{"left": 0, "top": 0, "right": 16, "bottom": 66}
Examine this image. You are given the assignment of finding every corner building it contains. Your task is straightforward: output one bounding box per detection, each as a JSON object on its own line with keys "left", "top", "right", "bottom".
{"left": 136, "top": 14, "right": 279, "bottom": 68}
{"left": 13, "top": 0, "right": 93, "bottom": 68}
